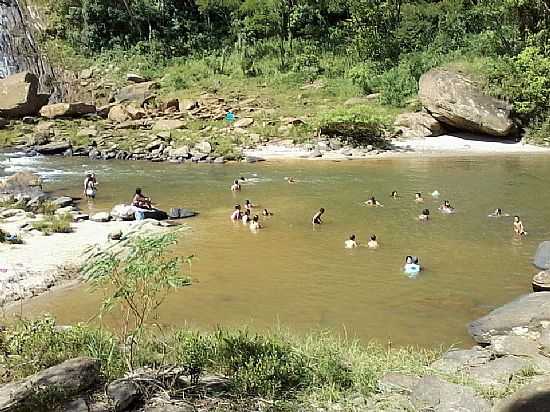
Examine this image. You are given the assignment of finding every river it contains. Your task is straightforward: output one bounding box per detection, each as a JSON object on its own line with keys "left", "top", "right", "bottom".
{"left": 2, "top": 153, "right": 549, "bottom": 347}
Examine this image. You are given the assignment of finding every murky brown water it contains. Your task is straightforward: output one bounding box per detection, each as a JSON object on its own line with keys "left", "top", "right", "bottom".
{"left": 4, "top": 154, "right": 549, "bottom": 347}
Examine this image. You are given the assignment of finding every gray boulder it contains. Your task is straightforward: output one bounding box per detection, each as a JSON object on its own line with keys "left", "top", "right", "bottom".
{"left": 35, "top": 141, "right": 72, "bottom": 155}
{"left": 467, "top": 356, "right": 531, "bottom": 390}
{"left": 395, "top": 112, "right": 444, "bottom": 138}
{"left": 378, "top": 373, "right": 419, "bottom": 394}
{"left": 52, "top": 196, "right": 74, "bottom": 208}
{"left": 39, "top": 102, "right": 96, "bottom": 119}
{"left": 494, "top": 375, "right": 550, "bottom": 412}
{"left": 534, "top": 241, "right": 550, "bottom": 270}
{"left": 411, "top": 376, "right": 490, "bottom": 411}
{"left": 468, "top": 292, "right": 550, "bottom": 344}
{"left": 115, "top": 81, "right": 159, "bottom": 106}
{"left": 168, "top": 208, "right": 198, "bottom": 219}
{"left": 419, "top": 68, "right": 516, "bottom": 137}
{"left": 91, "top": 212, "right": 111, "bottom": 222}
{"left": 107, "top": 379, "right": 140, "bottom": 411}
{"left": 430, "top": 347, "right": 491, "bottom": 374}
{"left": 0, "top": 357, "right": 99, "bottom": 410}
{"left": 0, "top": 72, "right": 49, "bottom": 118}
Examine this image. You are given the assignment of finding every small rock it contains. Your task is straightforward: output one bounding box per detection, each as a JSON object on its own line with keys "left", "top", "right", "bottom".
{"left": 281, "top": 117, "right": 305, "bottom": 125}
{"left": 467, "top": 356, "right": 531, "bottom": 389}
{"left": 195, "top": 141, "right": 212, "bottom": 153}
{"left": 152, "top": 119, "right": 186, "bottom": 131}
{"left": 234, "top": 117, "right": 254, "bottom": 128}
{"left": 108, "top": 105, "right": 130, "bottom": 123}
{"left": 52, "top": 196, "right": 73, "bottom": 208}
{"left": 80, "top": 68, "right": 94, "bottom": 79}
{"left": 90, "top": 212, "right": 110, "bottom": 222}
{"left": 126, "top": 105, "right": 147, "bottom": 120}
{"left": 39, "top": 102, "right": 96, "bottom": 119}
{"left": 108, "top": 230, "right": 123, "bottom": 241}
{"left": 430, "top": 347, "right": 491, "bottom": 374}
{"left": 126, "top": 73, "right": 148, "bottom": 83}
{"left": 213, "top": 156, "right": 225, "bottom": 164}
{"left": 308, "top": 149, "right": 322, "bottom": 158}
{"left": 63, "top": 398, "right": 89, "bottom": 412}
{"left": 491, "top": 335, "right": 540, "bottom": 357}
{"left": 107, "top": 379, "right": 140, "bottom": 411}
{"left": 245, "top": 156, "right": 265, "bottom": 163}
{"left": 180, "top": 100, "right": 199, "bottom": 111}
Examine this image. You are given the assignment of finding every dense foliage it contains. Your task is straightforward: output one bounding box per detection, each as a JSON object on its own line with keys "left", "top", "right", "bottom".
{"left": 42, "top": 0, "right": 550, "bottom": 141}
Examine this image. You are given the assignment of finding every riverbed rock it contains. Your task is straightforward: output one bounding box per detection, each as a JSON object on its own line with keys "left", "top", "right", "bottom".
{"left": 145, "top": 400, "right": 195, "bottom": 412}
{"left": 107, "top": 379, "right": 140, "bottom": 411}
{"left": 35, "top": 141, "right": 72, "bottom": 155}
{"left": 411, "top": 376, "right": 490, "bottom": 411}
{"left": 52, "top": 196, "right": 74, "bottom": 208}
{"left": 234, "top": 117, "right": 254, "bottom": 128}
{"left": 168, "top": 208, "right": 198, "bottom": 219}
{"left": 126, "top": 73, "right": 148, "bottom": 84}
{"left": 378, "top": 373, "right": 420, "bottom": 394}
{"left": 419, "top": 68, "right": 515, "bottom": 137}
{"left": 91, "top": 212, "right": 111, "bottom": 222}
{"left": 493, "top": 375, "right": 550, "bottom": 412}
{"left": 430, "top": 347, "right": 491, "bottom": 374}
{"left": 108, "top": 105, "right": 130, "bottom": 123}
{"left": 0, "top": 171, "right": 42, "bottom": 195}
{"left": 467, "top": 356, "right": 530, "bottom": 389}
{"left": 0, "top": 72, "right": 49, "bottom": 118}
{"left": 0, "top": 357, "right": 99, "bottom": 410}
{"left": 153, "top": 119, "right": 186, "bottom": 130}
{"left": 468, "top": 292, "right": 550, "bottom": 344}
{"left": 395, "top": 112, "right": 444, "bottom": 138}
{"left": 115, "top": 81, "right": 159, "bottom": 106}
{"left": 111, "top": 204, "right": 136, "bottom": 221}
{"left": 195, "top": 141, "right": 212, "bottom": 153}
{"left": 39, "top": 102, "right": 96, "bottom": 119}
{"left": 245, "top": 156, "right": 265, "bottom": 163}
{"left": 170, "top": 146, "right": 190, "bottom": 158}
{"left": 535, "top": 242, "right": 550, "bottom": 270}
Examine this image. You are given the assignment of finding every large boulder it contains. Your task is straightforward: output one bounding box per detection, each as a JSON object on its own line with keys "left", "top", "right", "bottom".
{"left": 411, "top": 376, "right": 490, "bottom": 411}
{"left": 394, "top": 112, "right": 444, "bottom": 138}
{"left": 0, "top": 357, "right": 99, "bottom": 410}
{"left": 111, "top": 204, "right": 137, "bottom": 221}
{"left": 115, "top": 81, "right": 159, "bottom": 106}
{"left": 535, "top": 241, "right": 550, "bottom": 270}
{"left": 0, "top": 72, "right": 49, "bottom": 118}
{"left": 419, "top": 68, "right": 516, "bottom": 137}
{"left": 468, "top": 292, "right": 550, "bottom": 344}
{"left": 39, "top": 102, "right": 96, "bottom": 119}
{"left": 35, "top": 141, "right": 72, "bottom": 155}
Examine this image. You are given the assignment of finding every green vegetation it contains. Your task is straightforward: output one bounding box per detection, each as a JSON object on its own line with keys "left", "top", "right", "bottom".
{"left": 38, "top": 0, "right": 550, "bottom": 143}
{"left": 31, "top": 214, "right": 73, "bottom": 235}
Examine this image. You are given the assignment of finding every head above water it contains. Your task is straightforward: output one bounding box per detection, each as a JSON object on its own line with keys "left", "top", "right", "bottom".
{"left": 496, "top": 208, "right": 502, "bottom": 215}
{"left": 405, "top": 255, "right": 413, "bottom": 264}
{"left": 234, "top": 180, "right": 239, "bottom": 185}
{"left": 416, "top": 192, "right": 422, "bottom": 198}
{"left": 253, "top": 215, "right": 259, "bottom": 222}
{"left": 320, "top": 208, "right": 325, "bottom": 213}
{"left": 370, "top": 234, "right": 377, "bottom": 241}
{"left": 235, "top": 204, "right": 241, "bottom": 210}
{"left": 350, "top": 234, "right": 356, "bottom": 241}
{"left": 514, "top": 215, "right": 520, "bottom": 222}
{"left": 391, "top": 191, "right": 398, "bottom": 197}
{"left": 422, "top": 209, "right": 430, "bottom": 216}
{"left": 444, "top": 200, "right": 451, "bottom": 207}
{"left": 135, "top": 188, "right": 142, "bottom": 195}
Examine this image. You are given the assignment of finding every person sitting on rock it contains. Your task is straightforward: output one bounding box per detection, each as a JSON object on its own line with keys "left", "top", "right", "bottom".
{"left": 249, "top": 215, "right": 262, "bottom": 232}
{"left": 132, "top": 188, "right": 152, "bottom": 209}
{"left": 367, "top": 235, "right": 379, "bottom": 249}
{"left": 345, "top": 234, "right": 358, "bottom": 249}
{"left": 231, "top": 204, "right": 242, "bottom": 221}
{"left": 231, "top": 180, "right": 241, "bottom": 191}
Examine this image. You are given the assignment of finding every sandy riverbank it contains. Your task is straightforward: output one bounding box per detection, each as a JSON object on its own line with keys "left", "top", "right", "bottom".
{"left": 243, "top": 134, "right": 550, "bottom": 160}
{"left": 0, "top": 217, "right": 175, "bottom": 305}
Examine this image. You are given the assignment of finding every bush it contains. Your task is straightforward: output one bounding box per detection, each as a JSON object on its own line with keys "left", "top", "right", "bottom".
{"left": 525, "top": 115, "right": 550, "bottom": 146}
{"left": 32, "top": 214, "right": 73, "bottom": 235}
{"left": 347, "top": 61, "right": 382, "bottom": 95}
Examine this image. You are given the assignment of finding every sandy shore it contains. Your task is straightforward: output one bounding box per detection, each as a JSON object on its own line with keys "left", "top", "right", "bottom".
{"left": 0, "top": 217, "right": 174, "bottom": 305}
{"left": 243, "top": 134, "right": 550, "bottom": 160}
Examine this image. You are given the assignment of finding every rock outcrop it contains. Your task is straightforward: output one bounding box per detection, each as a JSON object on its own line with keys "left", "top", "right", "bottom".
{"left": 0, "top": 72, "right": 49, "bottom": 118}
{"left": 468, "top": 292, "right": 550, "bottom": 344}
{"left": 419, "top": 68, "right": 516, "bottom": 137}
{"left": 394, "top": 112, "right": 444, "bottom": 138}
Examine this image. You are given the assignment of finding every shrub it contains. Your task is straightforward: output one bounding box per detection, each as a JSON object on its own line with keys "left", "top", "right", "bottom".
{"left": 32, "top": 214, "right": 73, "bottom": 235}
{"left": 347, "top": 61, "right": 382, "bottom": 95}
{"left": 525, "top": 115, "right": 550, "bottom": 146}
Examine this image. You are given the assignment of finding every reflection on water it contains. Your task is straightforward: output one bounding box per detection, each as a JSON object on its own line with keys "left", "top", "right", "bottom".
{"left": 5, "top": 153, "right": 550, "bottom": 347}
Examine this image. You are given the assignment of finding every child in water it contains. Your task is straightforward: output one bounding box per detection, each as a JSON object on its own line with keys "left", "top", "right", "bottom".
{"left": 312, "top": 208, "right": 325, "bottom": 225}
{"left": 415, "top": 193, "right": 424, "bottom": 203}
{"left": 242, "top": 209, "right": 251, "bottom": 224}
{"left": 418, "top": 209, "right": 430, "bottom": 221}
{"left": 365, "top": 196, "right": 383, "bottom": 207}
{"left": 231, "top": 204, "right": 242, "bottom": 221}
{"left": 489, "top": 208, "right": 510, "bottom": 218}
{"left": 262, "top": 208, "right": 273, "bottom": 216}
{"left": 439, "top": 200, "right": 455, "bottom": 214}
{"left": 244, "top": 200, "right": 256, "bottom": 210}
{"left": 345, "top": 234, "right": 358, "bottom": 249}
{"left": 367, "top": 235, "right": 379, "bottom": 249}
{"left": 231, "top": 180, "right": 241, "bottom": 191}
{"left": 513, "top": 216, "right": 527, "bottom": 236}
{"left": 404, "top": 256, "right": 421, "bottom": 275}
{"left": 391, "top": 191, "right": 399, "bottom": 199}
{"left": 249, "top": 215, "right": 262, "bottom": 232}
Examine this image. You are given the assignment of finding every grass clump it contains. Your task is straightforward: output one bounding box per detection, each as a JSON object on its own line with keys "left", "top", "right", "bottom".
{"left": 32, "top": 214, "right": 73, "bottom": 235}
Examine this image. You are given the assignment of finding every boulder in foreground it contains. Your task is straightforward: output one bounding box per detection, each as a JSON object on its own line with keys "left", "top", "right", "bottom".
{"left": 0, "top": 72, "right": 49, "bottom": 118}
{"left": 39, "top": 102, "right": 96, "bottom": 119}
{"left": 419, "top": 68, "right": 515, "bottom": 137}
{"left": 468, "top": 292, "right": 550, "bottom": 344}
{"left": 535, "top": 241, "right": 550, "bottom": 270}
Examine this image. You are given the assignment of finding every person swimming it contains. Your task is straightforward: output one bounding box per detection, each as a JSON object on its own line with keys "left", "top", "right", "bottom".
{"left": 132, "top": 188, "right": 152, "bottom": 209}
{"left": 231, "top": 180, "right": 241, "bottom": 191}
{"left": 262, "top": 208, "right": 273, "bottom": 216}
{"left": 415, "top": 193, "right": 424, "bottom": 203}
{"left": 312, "top": 208, "right": 325, "bottom": 225}
{"left": 287, "top": 177, "right": 296, "bottom": 184}
{"left": 365, "top": 196, "right": 383, "bottom": 207}
{"left": 242, "top": 209, "right": 251, "bottom": 224}
{"left": 404, "top": 256, "right": 421, "bottom": 275}
{"left": 249, "top": 215, "right": 262, "bottom": 232}
{"left": 367, "top": 235, "right": 379, "bottom": 249}
{"left": 391, "top": 191, "right": 399, "bottom": 199}
{"left": 488, "top": 208, "right": 510, "bottom": 218}
{"left": 418, "top": 209, "right": 430, "bottom": 221}
{"left": 439, "top": 200, "right": 455, "bottom": 214}
{"left": 244, "top": 200, "right": 256, "bottom": 210}
{"left": 231, "top": 204, "right": 242, "bottom": 221}
{"left": 513, "top": 215, "right": 527, "bottom": 236}
{"left": 345, "top": 234, "right": 358, "bottom": 249}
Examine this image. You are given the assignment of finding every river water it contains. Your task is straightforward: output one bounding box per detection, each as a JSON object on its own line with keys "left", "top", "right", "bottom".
{"left": 2, "top": 153, "right": 549, "bottom": 347}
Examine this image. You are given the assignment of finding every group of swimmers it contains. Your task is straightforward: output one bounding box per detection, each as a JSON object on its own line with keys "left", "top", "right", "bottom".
{"left": 230, "top": 202, "right": 272, "bottom": 232}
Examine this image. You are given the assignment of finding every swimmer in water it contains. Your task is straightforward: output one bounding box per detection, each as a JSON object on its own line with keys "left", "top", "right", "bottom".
{"left": 404, "top": 256, "right": 421, "bottom": 274}
{"left": 262, "top": 208, "right": 273, "bottom": 216}
{"left": 488, "top": 208, "right": 509, "bottom": 218}
{"left": 513, "top": 215, "right": 527, "bottom": 236}
{"left": 287, "top": 177, "right": 296, "bottom": 184}
{"left": 312, "top": 208, "right": 325, "bottom": 225}
{"left": 230, "top": 204, "right": 242, "bottom": 221}
{"left": 391, "top": 191, "right": 399, "bottom": 199}
{"left": 439, "top": 200, "right": 455, "bottom": 214}
{"left": 415, "top": 192, "right": 424, "bottom": 203}
{"left": 231, "top": 180, "right": 241, "bottom": 191}
{"left": 345, "top": 234, "right": 358, "bottom": 249}
{"left": 249, "top": 215, "right": 262, "bottom": 231}
{"left": 242, "top": 209, "right": 251, "bottom": 224}
{"left": 365, "top": 196, "right": 383, "bottom": 207}
{"left": 418, "top": 209, "right": 430, "bottom": 221}
{"left": 244, "top": 199, "right": 256, "bottom": 210}
{"left": 367, "top": 235, "right": 379, "bottom": 249}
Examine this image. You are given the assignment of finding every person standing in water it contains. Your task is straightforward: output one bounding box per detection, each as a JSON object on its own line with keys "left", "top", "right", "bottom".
{"left": 513, "top": 216, "right": 527, "bottom": 236}
{"left": 249, "top": 215, "right": 262, "bottom": 232}
{"left": 231, "top": 180, "right": 241, "bottom": 191}
{"left": 415, "top": 193, "right": 424, "bottom": 203}
{"left": 345, "top": 234, "right": 358, "bottom": 249}
{"left": 242, "top": 209, "right": 251, "bottom": 224}
{"left": 418, "top": 209, "right": 430, "bottom": 221}
{"left": 391, "top": 191, "right": 399, "bottom": 199}
{"left": 312, "top": 208, "right": 325, "bottom": 225}
{"left": 231, "top": 204, "right": 242, "bottom": 221}
{"left": 367, "top": 235, "right": 379, "bottom": 249}
{"left": 84, "top": 173, "right": 97, "bottom": 199}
